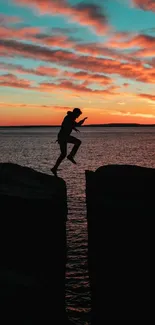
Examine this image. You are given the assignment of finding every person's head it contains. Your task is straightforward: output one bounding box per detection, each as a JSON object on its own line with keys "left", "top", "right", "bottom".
{"left": 72, "top": 108, "right": 82, "bottom": 119}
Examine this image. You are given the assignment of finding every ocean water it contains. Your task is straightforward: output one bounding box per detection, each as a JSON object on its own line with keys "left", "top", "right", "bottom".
{"left": 0, "top": 126, "right": 155, "bottom": 324}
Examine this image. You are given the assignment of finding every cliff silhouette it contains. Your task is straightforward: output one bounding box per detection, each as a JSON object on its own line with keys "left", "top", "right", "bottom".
{"left": 0, "top": 163, "right": 69, "bottom": 324}
{"left": 86, "top": 164, "right": 155, "bottom": 324}
{"left": 0, "top": 162, "right": 155, "bottom": 324}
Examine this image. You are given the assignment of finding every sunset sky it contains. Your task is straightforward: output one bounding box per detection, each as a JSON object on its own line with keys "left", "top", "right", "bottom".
{"left": 0, "top": 0, "right": 155, "bottom": 125}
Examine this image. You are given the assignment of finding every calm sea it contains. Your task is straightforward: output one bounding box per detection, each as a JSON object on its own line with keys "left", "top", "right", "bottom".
{"left": 0, "top": 126, "right": 155, "bottom": 324}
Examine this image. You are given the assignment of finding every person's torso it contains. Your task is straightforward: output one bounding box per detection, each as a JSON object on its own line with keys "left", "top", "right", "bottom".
{"left": 58, "top": 114, "right": 75, "bottom": 139}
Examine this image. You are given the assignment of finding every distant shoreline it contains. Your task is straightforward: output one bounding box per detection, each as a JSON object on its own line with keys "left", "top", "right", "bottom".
{"left": 0, "top": 123, "right": 155, "bottom": 128}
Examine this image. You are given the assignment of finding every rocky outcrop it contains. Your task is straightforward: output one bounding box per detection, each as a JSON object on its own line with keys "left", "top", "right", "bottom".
{"left": 85, "top": 164, "right": 155, "bottom": 324}
{"left": 0, "top": 163, "right": 68, "bottom": 324}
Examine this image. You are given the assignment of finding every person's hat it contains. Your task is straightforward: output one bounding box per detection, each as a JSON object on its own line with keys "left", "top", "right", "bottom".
{"left": 73, "top": 108, "right": 82, "bottom": 115}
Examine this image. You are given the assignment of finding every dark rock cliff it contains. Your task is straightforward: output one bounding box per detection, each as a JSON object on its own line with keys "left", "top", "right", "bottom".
{"left": 0, "top": 163, "right": 68, "bottom": 324}
{"left": 86, "top": 164, "right": 155, "bottom": 324}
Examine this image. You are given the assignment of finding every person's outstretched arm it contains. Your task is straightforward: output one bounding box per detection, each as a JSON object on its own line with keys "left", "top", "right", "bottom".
{"left": 76, "top": 117, "right": 88, "bottom": 126}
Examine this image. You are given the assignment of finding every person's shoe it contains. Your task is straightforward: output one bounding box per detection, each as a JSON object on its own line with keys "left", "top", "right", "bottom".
{"left": 67, "top": 155, "right": 76, "bottom": 164}
{"left": 50, "top": 167, "right": 57, "bottom": 176}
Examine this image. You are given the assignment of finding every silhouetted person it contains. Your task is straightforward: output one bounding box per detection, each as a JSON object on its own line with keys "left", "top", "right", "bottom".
{"left": 51, "top": 108, "right": 87, "bottom": 176}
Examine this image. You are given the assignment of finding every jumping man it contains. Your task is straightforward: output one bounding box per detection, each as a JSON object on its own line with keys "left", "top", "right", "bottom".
{"left": 51, "top": 108, "right": 88, "bottom": 176}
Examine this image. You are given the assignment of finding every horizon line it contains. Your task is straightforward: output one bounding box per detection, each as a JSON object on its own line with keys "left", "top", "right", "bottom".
{"left": 0, "top": 123, "right": 155, "bottom": 128}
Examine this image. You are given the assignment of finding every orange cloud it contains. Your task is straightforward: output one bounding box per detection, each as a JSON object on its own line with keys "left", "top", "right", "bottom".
{"left": 0, "top": 39, "right": 78, "bottom": 64}
{"left": 0, "top": 73, "right": 33, "bottom": 89}
{"left": 71, "top": 55, "right": 155, "bottom": 84}
{"left": 62, "top": 70, "right": 113, "bottom": 85}
{"left": 0, "top": 101, "right": 70, "bottom": 111}
{"left": 1, "top": 39, "right": 155, "bottom": 85}
{"left": 123, "top": 83, "right": 130, "bottom": 87}
{"left": 74, "top": 42, "right": 139, "bottom": 63}
{"left": 0, "top": 62, "right": 61, "bottom": 77}
{"left": 0, "top": 26, "right": 140, "bottom": 64}
{"left": 13, "top": 0, "right": 109, "bottom": 35}
{"left": 0, "top": 66, "right": 118, "bottom": 98}
{"left": 0, "top": 25, "right": 41, "bottom": 40}
{"left": 107, "top": 33, "right": 155, "bottom": 50}
{"left": 39, "top": 80, "right": 120, "bottom": 97}
{"left": 36, "top": 34, "right": 76, "bottom": 48}
{"left": 0, "top": 24, "right": 80, "bottom": 49}
{"left": 0, "top": 61, "right": 113, "bottom": 89}
{"left": 110, "top": 111, "right": 155, "bottom": 119}
{"left": 36, "top": 65, "right": 61, "bottom": 76}
{"left": 132, "top": 0, "right": 155, "bottom": 11}
{"left": 137, "top": 93, "right": 155, "bottom": 101}
{"left": 132, "top": 48, "right": 155, "bottom": 58}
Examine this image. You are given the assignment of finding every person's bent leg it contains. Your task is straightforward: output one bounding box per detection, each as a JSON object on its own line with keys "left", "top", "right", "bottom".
{"left": 51, "top": 141, "right": 67, "bottom": 175}
{"left": 67, "top": 136, "right": 81, "bottom": 164}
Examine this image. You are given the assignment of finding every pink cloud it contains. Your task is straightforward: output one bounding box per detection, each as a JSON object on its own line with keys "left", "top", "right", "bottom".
{"left": 0, "top": 26, "right": 41, "bottom": 40}
{"left": 0, "top": 62, "right": 60, "bottom": 77}
{"left": 0, "top": 26, "right": 143, "bottom": 67}
{"left": 39, "top": 80, "right": 119, "bottom": 97}
{"left": 0, "top": 24, "right": 79, "bottom": 49}
{"left": 11, "top": 28, "right": 141, "bottom": 64}
{"left": 62, "top": 70, "right": 113, "bottom": 85}
{"left": 74, "top": 42, "right": 139, "bottom": 64}
{"left": 13, "top": 0, "right": 109, "bottom": 35}
{"left": 1, "top": 39, "right": 155, "bottom": 84}
{"left": 132, "top": 0, "right": 155, "bottom": 12}
{"left": 107, "top": 33, "right": 155, "bottom": 50}
{"left": 36, "top": 66, "right": 61, "bottom": 76}
{"left": 0, "top": 73, "right": 33, "bottom": 89}
{"left": 130, "top": 34, "right": 155, "bottom": 48}
{"left": 0, "top": 61, "right": 113, "bottom": 89}
{"left": 0, "top": 14, "right": 21, "bottom": 25}
{"left": 35, "top": 34, "right": 77, "bottom": 48}
{"left": 0, "top": 39, "right": 78, "bottom": 63}
{"left": 69, "top": 2, "right": 109, "bottom": 35}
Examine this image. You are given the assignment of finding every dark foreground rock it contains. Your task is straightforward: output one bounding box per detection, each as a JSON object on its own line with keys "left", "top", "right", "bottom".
{"left": 86, "top": 164, "right": 155, "bottom": 325}
{"left": 0, "top": 163, "right": 68, "bottom": 324}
